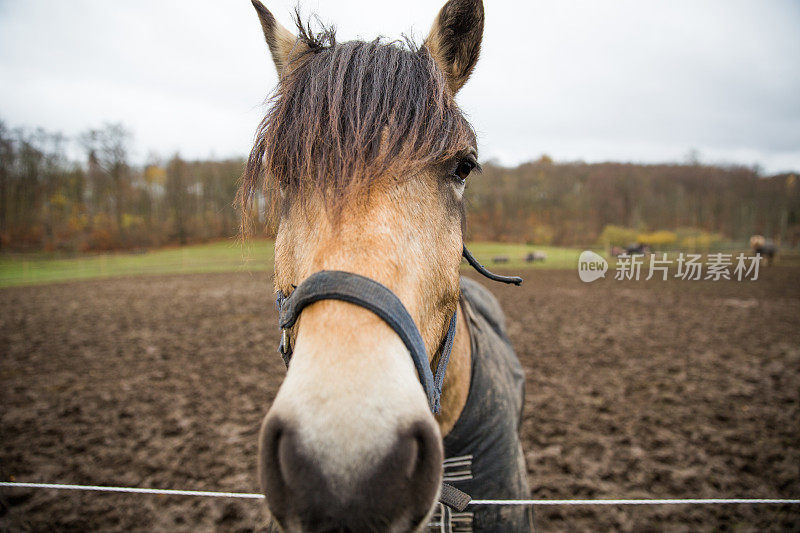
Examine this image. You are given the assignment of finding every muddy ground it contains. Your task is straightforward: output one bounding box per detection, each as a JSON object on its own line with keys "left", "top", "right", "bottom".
{"left": 1, "top": 268, "right": 799, "bottom": 532}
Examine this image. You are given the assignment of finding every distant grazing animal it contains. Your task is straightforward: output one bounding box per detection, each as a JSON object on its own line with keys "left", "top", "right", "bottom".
{"left": 750, "top": 235, "right": 778, "bottom": 266}
{"left": 625, "top": 243, "right": 651, "bottom": 255}
{"left": 492, "top": 255, "right": 510, "bottom": 264}
{"left": 240, "top": 0, "right": 533, "bottom": 531}
{"left": 525, "top": 251, "right": 546, "bottom": 263}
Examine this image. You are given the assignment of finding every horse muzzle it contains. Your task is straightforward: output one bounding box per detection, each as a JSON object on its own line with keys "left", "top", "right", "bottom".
{"left": 259, "top": 413, "right": 443, "bottom": 532}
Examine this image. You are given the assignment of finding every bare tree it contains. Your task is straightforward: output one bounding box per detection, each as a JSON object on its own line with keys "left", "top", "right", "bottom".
{"left": 166, "top": 153, "right": 191, "bottom": 245}
{"left": 79, "top": 123, "right": 131, "bottom": 240}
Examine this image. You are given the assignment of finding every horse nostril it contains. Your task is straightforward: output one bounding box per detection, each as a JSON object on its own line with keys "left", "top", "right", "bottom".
{"left": 403, "top": 422, "right": 439, "bottom": 481}
{"left": 411, "top": 419, "right": 443, "bottom": 488}
{"left": 383, "top": 421, "right": 443, "bottom": 526}
{"left": 404, "top": 433, "right": 420, "bottom": 478}
{"left": 258, "top": 415, "right": 291, "bottom": 516}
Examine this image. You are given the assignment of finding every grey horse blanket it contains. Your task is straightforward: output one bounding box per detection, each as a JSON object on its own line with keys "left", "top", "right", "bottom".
{"left": 442, "top": 277, "right": 534, "bottom": 532}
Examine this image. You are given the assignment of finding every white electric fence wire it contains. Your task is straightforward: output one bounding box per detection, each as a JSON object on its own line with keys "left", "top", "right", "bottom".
{"left": 1, "top": 483, "right": 799, "bottom": 506}
{"left": 0, "top": 482, "right": 263, "bottom": 499}
{"left": 468, "top": 498, "right": 800, "bottom": 506}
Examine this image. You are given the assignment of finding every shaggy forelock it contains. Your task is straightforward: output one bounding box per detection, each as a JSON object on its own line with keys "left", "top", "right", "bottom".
{"left": 240, "top": 22, "right": 476, "bottom": 226}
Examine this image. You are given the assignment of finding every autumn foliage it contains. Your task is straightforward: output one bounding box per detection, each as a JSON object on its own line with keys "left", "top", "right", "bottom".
{"left": 467, "top": 158, "right": 799, "bottom": 247}
{"left": 1, "top": 121, "right": 798, "bottom": 252}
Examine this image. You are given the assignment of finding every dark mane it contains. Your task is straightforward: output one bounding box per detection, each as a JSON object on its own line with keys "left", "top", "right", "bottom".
{"left": 239, "top": 22, "right": 476, "bottom": 228}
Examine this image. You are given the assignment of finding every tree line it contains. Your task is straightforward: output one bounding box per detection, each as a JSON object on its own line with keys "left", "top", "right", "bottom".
{"left": 0, "top": 121, "right": 242, "bottom": 251}
{"left": 1, "top": 121, "right": 797, "bottom": 252}
{"left": 468, "top": 156, "right": 799, "bottom": 248}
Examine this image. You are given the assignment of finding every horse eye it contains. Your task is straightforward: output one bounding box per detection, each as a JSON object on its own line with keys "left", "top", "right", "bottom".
{"left": 455, "top": 159, "right": 476, "bottom": 181}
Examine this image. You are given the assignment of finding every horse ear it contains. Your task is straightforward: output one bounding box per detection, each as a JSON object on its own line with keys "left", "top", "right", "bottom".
{"left": 424, "top": 0, "right": 484, "bottom": 95}
{"left": 251, "top": 0, "right": 306, "bottom": 77}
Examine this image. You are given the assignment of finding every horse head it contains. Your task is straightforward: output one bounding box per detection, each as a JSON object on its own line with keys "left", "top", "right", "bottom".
{"left": 240, "top": 1, "right": 484, "bottom": 529}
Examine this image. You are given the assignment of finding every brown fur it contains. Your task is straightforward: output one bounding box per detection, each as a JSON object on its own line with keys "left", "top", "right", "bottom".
{"left": 251, "top": 0, "right": 309, "bottom": 76}
{"left": 273, "top": 172, "right": 463, "bottom": 364}
{"left": 424, "top": 0, "right": 485, "bottom": 94}
{"left": 239, "top": 15, "right": 476, "bottom": 231}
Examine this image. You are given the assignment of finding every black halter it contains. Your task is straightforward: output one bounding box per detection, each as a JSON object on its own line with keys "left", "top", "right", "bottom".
{"left": 273, "top": 244, "right": 521, "bottom": 512}
{"left": 274, "top": 244, "right": 521, "bottom": 413}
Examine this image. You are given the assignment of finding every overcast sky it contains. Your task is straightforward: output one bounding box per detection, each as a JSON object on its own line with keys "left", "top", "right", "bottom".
{"left": 1, "top": 0, "right": 798, "bottom": 173}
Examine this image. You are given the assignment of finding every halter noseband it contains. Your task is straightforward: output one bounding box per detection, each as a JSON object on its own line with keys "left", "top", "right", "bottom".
{"left": 272, "top": 244, "right": 520, "bottom": 512}
{"left": 274, "top": 244, "right": 521, "bottom": 414}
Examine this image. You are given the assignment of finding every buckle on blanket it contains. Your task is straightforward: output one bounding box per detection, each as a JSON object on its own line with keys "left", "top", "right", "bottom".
{"left": 439, "top": 482, "right": 471, "bottom": 512}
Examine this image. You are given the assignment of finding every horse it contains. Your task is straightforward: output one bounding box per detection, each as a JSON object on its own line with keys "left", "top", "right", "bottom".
{"left": 750, "top": 235, "right": 778, "bottom": 266}
{"left": 240, "top": 1, "right": 533, "bottom": 530}
{"left": 524, "top": 251, "right": 546, "bottom": 263}
{"left": 624, "top": 242, "right": 651, "bottom": 256}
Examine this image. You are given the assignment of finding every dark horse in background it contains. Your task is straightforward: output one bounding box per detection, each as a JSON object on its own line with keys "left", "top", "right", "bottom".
{"left": 750, "top": 235, "right": 778, "bottom": 266}
{"left": 240, "top": 0, "right": 533, "bottom": 531}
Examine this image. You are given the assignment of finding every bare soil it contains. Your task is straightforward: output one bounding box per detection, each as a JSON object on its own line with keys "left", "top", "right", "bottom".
{"left": 1, "top": 268, "right": 799, "bottom": 532}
